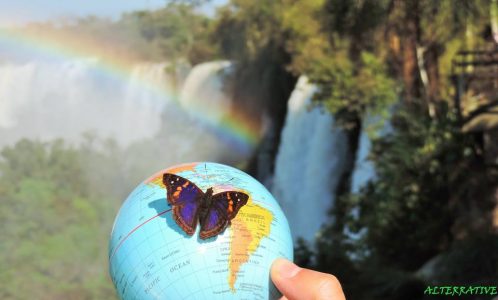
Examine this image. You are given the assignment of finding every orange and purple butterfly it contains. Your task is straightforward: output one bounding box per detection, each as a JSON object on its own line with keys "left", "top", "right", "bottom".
{"left": 162, "top": 173, "right": 249, "bottom": 239}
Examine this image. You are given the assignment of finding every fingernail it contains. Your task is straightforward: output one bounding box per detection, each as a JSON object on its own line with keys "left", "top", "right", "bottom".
{"left": 273, "top": 258, "right": 300, "bottom": 278}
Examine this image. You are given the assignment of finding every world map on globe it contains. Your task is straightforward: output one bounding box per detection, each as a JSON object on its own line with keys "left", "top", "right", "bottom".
{"left": 109, "top": 162, "right": 293, "bottom": 299}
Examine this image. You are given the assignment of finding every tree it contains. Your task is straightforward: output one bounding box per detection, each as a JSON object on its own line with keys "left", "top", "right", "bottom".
{"left": 0, "top": 139, "right": 119, "bottom": 299}
{"left": 385, "top": 0, "right": 488, "bottom": 116}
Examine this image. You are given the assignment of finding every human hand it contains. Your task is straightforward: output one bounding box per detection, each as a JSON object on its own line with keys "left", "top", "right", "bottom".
{"left": 271, "top": 258, "right": 346, "bottom": 300}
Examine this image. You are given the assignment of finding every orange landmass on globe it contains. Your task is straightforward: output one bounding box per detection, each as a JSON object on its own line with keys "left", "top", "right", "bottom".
{"left": 228, "top": 200, "right": 273, "bottom": 291}
{"left": 144, "top": 162, "right": 199, "bottom": 188}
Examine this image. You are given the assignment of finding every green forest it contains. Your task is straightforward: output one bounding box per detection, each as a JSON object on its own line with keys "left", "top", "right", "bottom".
{"left": 1, "top": 0, "right": 498, "bottom": 299}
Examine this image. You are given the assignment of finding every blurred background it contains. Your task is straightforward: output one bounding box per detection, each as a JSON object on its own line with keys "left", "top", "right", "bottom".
{"left": 1, "top": 0, "right": 497, "bottom": 299}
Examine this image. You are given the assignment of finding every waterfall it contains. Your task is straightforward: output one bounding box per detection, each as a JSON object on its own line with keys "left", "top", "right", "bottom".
{"left": 351, "top": 131, "right": 375, "bottom": 193}
{"left": 179, "top": 61, "right": 232, "bottom": 121}
{"left": 351, "top": 113, "right": 393, "bottom": 193}
{"left": 121, "top": 63, "right": 175, "bottom": 143}
{"left": 0, "top": 60, "right": 174, "bottom": 147}
{"left": 0, "top": 59, "right": 251, "bottom": 169}
{"left": 272, "top": 76, "right": 349, "bottom": 242}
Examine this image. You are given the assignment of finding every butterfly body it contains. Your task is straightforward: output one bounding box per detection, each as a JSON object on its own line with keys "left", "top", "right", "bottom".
{"left": 197, "top": 187, "right": 214, "bottom": 230}
{"left": 163, "top": 173, "right": 249, "bottom": 239}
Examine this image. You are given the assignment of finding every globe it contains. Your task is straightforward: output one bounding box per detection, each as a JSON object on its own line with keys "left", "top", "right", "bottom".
{"left": 109, "top": 162, "right": 293, "bottom": 299}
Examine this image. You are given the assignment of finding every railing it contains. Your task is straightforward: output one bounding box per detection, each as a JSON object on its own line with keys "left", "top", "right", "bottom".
{"left": 451, "top": 48, "right": 498, "bottom": 130}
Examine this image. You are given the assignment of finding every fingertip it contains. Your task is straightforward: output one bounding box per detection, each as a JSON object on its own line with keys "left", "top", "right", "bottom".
{"left": 270, "top": 259, "right": 346, "bottom": 300}
{"left": 271, "top": 258, "right": 300, "bottom": 279}
{"left": 316, "top": 274, "right": 345, "bottom": 300}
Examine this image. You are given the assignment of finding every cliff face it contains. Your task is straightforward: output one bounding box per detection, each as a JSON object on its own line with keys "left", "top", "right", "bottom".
{"left": 228, "top": 63, "right": 297, "bottom": 185}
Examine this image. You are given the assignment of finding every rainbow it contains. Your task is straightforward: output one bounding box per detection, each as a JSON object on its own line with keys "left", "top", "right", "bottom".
{"left": 0, "top": 26, "right": 260, "bottom": 153}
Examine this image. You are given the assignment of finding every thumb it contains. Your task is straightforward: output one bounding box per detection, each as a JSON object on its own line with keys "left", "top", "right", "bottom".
{"left": 271, "top": 258, "right": 346, "bottom": 300}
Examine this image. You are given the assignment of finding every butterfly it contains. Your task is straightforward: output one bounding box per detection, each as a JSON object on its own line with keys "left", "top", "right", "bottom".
{"left": 162, "top": 173, "right": 249, "bottom": 239}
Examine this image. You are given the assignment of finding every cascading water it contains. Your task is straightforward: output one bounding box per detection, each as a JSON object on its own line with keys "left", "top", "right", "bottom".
{"left": 121, "top": 63, "right": 173, "bottom": 142}
{"left": 0, "top": 60, "right": 173, "bottom": 147}
{"left": 272, "top": 76, "right": 349, "bottom": 242}
{"left": 0, "top": 59, "right": 251, "bottom": 170}
{"left": 351, "top": 113, "right": 393, "bottom": 193}
{"left": 351, "top": 131, "right": 375, "bottom": 193}
{"left": 179, "top": 60, "right": 232, "bottom": 122}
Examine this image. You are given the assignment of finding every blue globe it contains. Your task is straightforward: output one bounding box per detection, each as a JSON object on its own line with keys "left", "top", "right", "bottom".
{"left": 109, "top": 162, "right": 293, "bottom": 299}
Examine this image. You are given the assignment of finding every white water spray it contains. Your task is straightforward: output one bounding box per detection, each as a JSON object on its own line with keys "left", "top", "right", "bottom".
{"left": 179, "top": 61, "right": 232, "bottom": 122}
{"left": 0, "top": 60, "right": 174, "bottom": 146}
{"left": 272, "top": 76, "right": 349, "bottom": 242}
{"left": 0, "top": 59, "right": 251, "bottom": 171}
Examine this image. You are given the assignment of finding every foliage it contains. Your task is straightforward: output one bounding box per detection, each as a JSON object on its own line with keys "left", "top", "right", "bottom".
{"left": 356, "top": 103, "right": 487, "bottom": 268}
{"left": 0, "top": 139, "right": 122, "bottom": 299}
{"left": 118, "top": 3, "right": 216, "bottom": 63}
{"left": 309, "top": 50, "right": 397, "bottom": 129}
{"left": 310, "top": 103, "right": 496, "bottom": 299}
{"left": 21, "top": 3, "right": 216, "bottom": 64}
{"left": 276, "top": 0, "right": 396, "bottom": 127}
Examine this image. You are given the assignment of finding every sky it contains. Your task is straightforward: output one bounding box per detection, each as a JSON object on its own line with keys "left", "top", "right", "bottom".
{"left": 0, "top": 0, "right": 224, "bottom": 27}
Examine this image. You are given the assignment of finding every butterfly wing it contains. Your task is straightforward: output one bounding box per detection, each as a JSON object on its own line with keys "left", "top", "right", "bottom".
{"left": 199, "top": 191, "right": 249, "bottom": 239}
{"left": 199, "top": 205, "right": 229, "bottom": 240}
{"left": 162, "top": 173, "right": 204, "bottom": 236}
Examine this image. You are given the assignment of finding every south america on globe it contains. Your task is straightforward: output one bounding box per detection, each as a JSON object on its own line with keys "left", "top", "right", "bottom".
{"left": 109, "top": 162, "right": 294, "bottom": 299}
